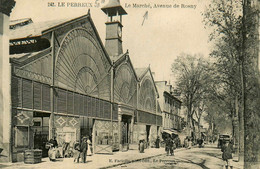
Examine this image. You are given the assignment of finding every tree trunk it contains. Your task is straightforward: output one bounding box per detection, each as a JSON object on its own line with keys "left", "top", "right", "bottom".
{"left": 243, "top": 0, "right": 260, "bottom": 168}
{"left": 198, "top": 117, "right": 201, "bottom": 139}
{"left": 239, "top": 41, "right": 245, "bottom": 164}
{"left": 233, "top": 95, "right": 239, "bottom": 161}
{"left": 187, "top": 98, "right": 193, "bottom": 137}
{"left": 239, "top": 0, "right": 247, "bottom": 164}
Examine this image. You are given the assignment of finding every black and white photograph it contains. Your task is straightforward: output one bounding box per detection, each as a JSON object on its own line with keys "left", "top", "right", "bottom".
{"left": 0, "top": 0, "right": 259, "bottom": 168}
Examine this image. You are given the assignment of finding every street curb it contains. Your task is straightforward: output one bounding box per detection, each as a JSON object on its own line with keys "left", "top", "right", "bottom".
{"left": 99, "top": 148, "right": 185, "bottom": 169}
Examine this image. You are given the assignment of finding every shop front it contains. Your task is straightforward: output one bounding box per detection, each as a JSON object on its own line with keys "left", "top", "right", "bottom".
{"left": 32, "top": 112, "right": 50, "bottom": 157}
{"left": 117, "top": 105, "right": 135, "bottom": 151}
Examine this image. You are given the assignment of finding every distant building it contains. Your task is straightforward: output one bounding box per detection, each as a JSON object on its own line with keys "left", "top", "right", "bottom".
{"left": 155, "top": 81, "right": 182, "bottom": 132}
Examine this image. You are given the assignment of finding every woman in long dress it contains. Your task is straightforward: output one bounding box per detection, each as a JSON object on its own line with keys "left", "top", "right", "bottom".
{"left": 87, "top": 137, "right": 93, "bottom": 156}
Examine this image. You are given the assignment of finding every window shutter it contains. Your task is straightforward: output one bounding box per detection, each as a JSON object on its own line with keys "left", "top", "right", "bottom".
{"left": 33, "top": 82, "right": 41, "bottom": 110}
{"left": 99, "top": 100, "right": 104, "bottom": 118}
{"left": 104, "top": 101, "right": 111, "bottom": 119}
{"left": 87, "top": 96, "right": 91, "bottom": 117}
{"left": 96, "top": 99, "right": 100, "bottom": 118}
{"left": 42, "top": 84, "right": 51, "bottom": 111}
{"left": 67, "top": 91, "right": 73, "bottom": 114}
{"left": 83, "top": 96, "right": 88, "bottom": 116}
{"left": 11, "top": 77, "right": 22, "bottom": 107}
{"left": 22, "top": 79, "right": 33, "bottom": 109}
{"left": 92, "top": 97, "right": 96, "bottom": 117}
{"left": 74, "top": 93, "right": 80, "bottom": 115}
{"left": 57, "top": 88, "right": 66, "bottom": 113}
{"left": 78, "top": 94, "right": 84, "bottom": 116}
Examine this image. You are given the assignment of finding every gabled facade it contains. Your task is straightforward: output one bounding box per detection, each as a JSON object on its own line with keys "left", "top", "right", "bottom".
{"left": 135, "top": 67, "right": 162, "bottom": 147}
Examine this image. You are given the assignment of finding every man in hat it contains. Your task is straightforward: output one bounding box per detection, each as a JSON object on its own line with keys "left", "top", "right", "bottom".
{"left": 80, "top": 136, "right": 88, "bottom": 163}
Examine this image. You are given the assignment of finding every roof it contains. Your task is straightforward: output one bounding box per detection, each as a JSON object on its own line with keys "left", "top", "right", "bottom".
{"left": 113, "top": 52, "right": 139, "bottom": 81}
{"left": 10, "top": 18, "right": 33, "bottom": 28}
{"left": 101, "top": 0, "right": 127, "bottom": 16}
{"left": 10, "top": 51, "right": 42, "bottom": 61}
{"left": 163, "top": 91, "right": 182, "bottom": 103}
{"left": 134, "top": 67, "right": 148, "bottom": 78}
{"left": 9, "top": 12, "right": 112, "bottom": 66}
{"left": 9, "top": 18, "right": 68, "bottom": 40}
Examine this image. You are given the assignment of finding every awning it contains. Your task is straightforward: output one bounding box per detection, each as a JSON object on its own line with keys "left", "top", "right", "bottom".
{"left": 162, "top": 129, "right": 179, "bottom": 135}
{"left": 162, "top": 129, "right": 173, "bottom": 135}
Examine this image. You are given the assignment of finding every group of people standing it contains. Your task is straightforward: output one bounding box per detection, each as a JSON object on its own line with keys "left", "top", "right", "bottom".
{"left": 46, "top": 136, "right": 93, "bottom": 163}
{"left": 73, "top": 136, "right": 93, "bottom": 163}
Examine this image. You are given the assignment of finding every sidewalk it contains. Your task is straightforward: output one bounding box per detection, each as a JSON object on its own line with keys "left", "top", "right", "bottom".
{"left": 232, "top": 155, "right": 244, "bottom": 169}
{"left": 0, "top": 147, "right": 181, "bottom": 169}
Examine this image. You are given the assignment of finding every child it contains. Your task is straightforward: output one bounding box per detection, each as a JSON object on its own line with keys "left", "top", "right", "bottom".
{"left": 221, "top": 140, "right": 234, "bottom": 169}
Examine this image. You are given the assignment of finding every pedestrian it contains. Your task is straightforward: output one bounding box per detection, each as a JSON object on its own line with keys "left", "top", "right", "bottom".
{"left": 198, "top": 138, "right": 204, "bottom": 148}
{"left": 73, "top": 140, "right": 80, "bottom": 163}
{"left": 155, "top": 136, "right": 160, "bottom": 148}
{"left": 47, "top": 136, "right": 58, "bottom": 161}
{"left": 169, "top": 138, "right": 174, "bottom": 156}
{"left": 221, "top": 140, "right": 234, "bottom": 169}
{"left": 165, "top": 136, "right": 173, "bottom": 156}
{"left": 139, "top": 139, "right": 145, "bottom": 153}
{"left": 184, "top": 137, "right": 188, "bottom": 148}
{"left": 188, "top": 138, "right": 192, "bottom": 149}
{"left": 86, "top": 136, "right": 93, "bottom": 156}
{"left": 49, "top": 136, "right": 58, "bottom": 148}
{"left": 80, "top": 137, "right": 88, "bottom": 163}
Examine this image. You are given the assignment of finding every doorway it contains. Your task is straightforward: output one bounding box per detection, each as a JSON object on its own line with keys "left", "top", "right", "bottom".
{"left": 122, "top": 115, "right": 132, "bottom": 150}
{"left": 146, "top": 125, "right": 151, "bottom": 147}
{"left": 80, "top": 117, "right": 94, "bottom": 140}
{"left": 32, "top": 112, "right": 50, "bottom": 157}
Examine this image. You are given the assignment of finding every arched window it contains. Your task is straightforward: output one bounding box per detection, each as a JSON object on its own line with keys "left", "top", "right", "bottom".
{"left": 139, "top": 78, "right": 156, "bottom": 113}
{"left": 114, "top": 64, "right": 137, "bottom": 107}
{"left": 54, "top": 28, "right": 110, "bottom": 100}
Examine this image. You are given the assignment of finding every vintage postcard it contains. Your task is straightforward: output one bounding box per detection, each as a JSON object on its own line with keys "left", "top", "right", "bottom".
{"left": 0, "top": 0, "right": 259, "bottom": 168}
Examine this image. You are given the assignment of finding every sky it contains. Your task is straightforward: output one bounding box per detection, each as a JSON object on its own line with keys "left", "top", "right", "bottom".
{"left": 10, "top": 0, "right": 212, "bottom": 84}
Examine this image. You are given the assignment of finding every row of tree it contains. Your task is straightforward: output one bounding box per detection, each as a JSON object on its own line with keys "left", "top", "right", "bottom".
{"left": 171, "top": 0, "right": 259, "bottom": 168}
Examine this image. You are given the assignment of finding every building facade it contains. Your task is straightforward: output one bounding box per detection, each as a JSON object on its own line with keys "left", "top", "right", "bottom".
{"left": 0, "top": 0, "right": 162, "bottom": 162}
{"left": 155, "top": 81, "right": 182, "bottom": 132}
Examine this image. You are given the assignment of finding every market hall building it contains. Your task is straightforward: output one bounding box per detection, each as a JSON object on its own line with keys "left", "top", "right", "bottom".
{"left": 0, "top": 0, "right": 162, "bottom": 162}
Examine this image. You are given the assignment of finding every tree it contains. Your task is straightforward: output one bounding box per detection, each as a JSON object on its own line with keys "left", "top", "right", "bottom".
{"left": 171, "top": 53, "right": 213, "bottom": 139}
{"left": 203, "top": 0, "right": 260, "bottom": 167}
{"left": 203, "top": 0, "right": 245, "bottom": 161}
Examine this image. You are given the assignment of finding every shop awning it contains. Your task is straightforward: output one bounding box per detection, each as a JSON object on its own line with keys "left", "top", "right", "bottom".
{"left": 162, "top": 129, "right": 180, "bottom": 135}
{"left": 162, "top": 129, "right": 173, "bottom": 135}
